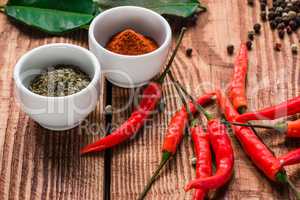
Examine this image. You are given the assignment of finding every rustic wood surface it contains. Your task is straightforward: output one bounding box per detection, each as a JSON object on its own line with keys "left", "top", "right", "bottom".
{"left": 0, "top": 0, "right": 299, "bottom": 199}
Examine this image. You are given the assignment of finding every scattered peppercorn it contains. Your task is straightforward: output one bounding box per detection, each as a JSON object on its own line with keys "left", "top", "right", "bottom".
{"left": 278, "top": 29, "right": 285, "bottom": 39}
{"left": 270, "top": 21, "right": 277, "bottom": 29}
{"left": 257, "top": 0, "right": 300, "bottom": 38}
{"left": 248, "top": 0, "right": 254, "bottom": 6}
{"left": 248, "top": 31, "right": 255, "bottom": 40}
{"left": 186, "top": 48, "right": 193, "bottom": 57}
{"left": 246, "top": 40, "right": 253, "bottom": 50}
{"left": 274, "top": 43, "right": 282, "bottom": 51}
{"left": 227, "top": 44, "right": 235, "bottom": 55}
{"left": 291, "top": 44, "right": 298, "bottom": 54}
{"left": 261, "top": 11, "right": 267, "bottom": 21}
{"left": 286, "top": 26, "right": 293, "bottom": 34}
{"left": 254, "top": 23, "right": 262, "bottom": 34}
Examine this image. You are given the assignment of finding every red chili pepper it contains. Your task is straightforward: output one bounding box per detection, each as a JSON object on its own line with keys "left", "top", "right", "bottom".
{"left": 216, "top": 91, "right": 282, "bottom": 181}
{"left": 285, "top": 119, "right": 300, "bottom": 138}
{"left": 162, "top": 93, "right": 215, "bottom": 154}
{"left": 228, "top": 44, "right": 248, "bottom": 114}
{"left": 80, "top": 82, "right": 162, "bottom": 154}
{"left": 236, "top": 96, "right": 300, "bottom": 122}
{"left": 138, "top": 93, "right": 215, "bottom": 200}
{"left": 278, "top": 148, "right": 300, "bottom": 167}
{"left": 190, "top": 126, "right": 212, "bottom": 200}
{"left": 80, "top": 28, "right": 186, "bottom": 155}
{"left": 185, "top": 119, "right": 234, "bottom": 191}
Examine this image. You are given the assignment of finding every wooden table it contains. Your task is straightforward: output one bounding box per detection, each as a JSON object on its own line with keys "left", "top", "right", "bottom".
{"left": 0, "top": 0, "right": 299, "bottom": 199}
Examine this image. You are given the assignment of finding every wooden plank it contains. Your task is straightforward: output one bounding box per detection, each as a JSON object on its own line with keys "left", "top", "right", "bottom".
{"left": 0, "top": 10, "right": 105, "bottom": 200}
{"left": 110, "top": 0, "right": 300, "bottom": 199}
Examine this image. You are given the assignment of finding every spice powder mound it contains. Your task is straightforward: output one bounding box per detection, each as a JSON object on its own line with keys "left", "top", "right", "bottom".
{"left": 106, "top": 29, "right": 158, "bottom": 55}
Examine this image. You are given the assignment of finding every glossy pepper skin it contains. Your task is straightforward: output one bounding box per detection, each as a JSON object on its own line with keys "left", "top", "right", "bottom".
{"left": 236, "top": 96, "right": 300, "bottom": 122}
{"left": 286, "top": 119, "right": 300, "bottom": 138}
{"left": 185, "top": 119, "right": 234, "bottom": 191}
{"left": 228, "top": 44, "right": 248, "bottom": 113}
{"left": 278, "top": 148, "right": 300, "bottom": 167}
{"left": 80, "top": 82, "right": 162, "bottom": 154}
{"left": 162, "top": 93, "right": 215, "bottom": 154}
{"left": 216, "top": 91, "right": 282, "bottom": 181}
{"left": 190, "top": 126, "right": 212, "bottom": 200}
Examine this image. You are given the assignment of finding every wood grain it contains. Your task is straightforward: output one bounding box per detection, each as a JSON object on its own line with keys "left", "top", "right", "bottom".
{"left": 109, "top": 0, "right": 300, "bottom": 199}
{"left": 0, "top": 0, "right": 300, "bottom": 199}
{"left": 0, "top": 9, "right": 105, "bottom": 200}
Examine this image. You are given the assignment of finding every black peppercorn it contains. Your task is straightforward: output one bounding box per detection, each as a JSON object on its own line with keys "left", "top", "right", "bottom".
{"left": 289, "top": 20, "right": 298, "bottom": 31}
{"left": 248, "top": 0, "right": 254, "bottom": 6}
{"left": 246, "top": 40, "right": 252, "bottom": 50}
{"left": 268, "top": 11, "right": 276, "bottom": 20}
{"left": 186, "top": 48, "right": 193, "bottom": 57}
{"left": 278, "top": 29, "right": 285, "bottom": 39}
{"left": 253, "top": 23, "right": 261, "bottom": 34}
{"left": 248, "top": 31, "right": 255, "bottom": 40}
{"left": 261, "top": 11, "right": 267, "bottom": 21}
{"left": 274, "top": 43, "right": 282, "bottom": 51}
{"left": 227, "top": 45, "right": 234, "bottom": 55}
{"left": 277, "top": 22, "right": 285, "bottom": 30}
{"left": 260, "top": 3, "right": 266, "bottom": 11}
{"left": 270, "top": 21, "right": 277, "bottom": 30}
{"left": 275, "top": 16, "right": 283, "bottom": 24}
{"left": 287, "top": 26, "right": 293, "bottom": 34}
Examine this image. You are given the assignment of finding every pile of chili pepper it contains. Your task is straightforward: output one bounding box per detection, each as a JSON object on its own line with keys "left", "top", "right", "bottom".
{"left": 80, "top": 27, "right": 186, "bottom": 155}
{"left": 138, "top": 72, "right": 215, "bottom": 200}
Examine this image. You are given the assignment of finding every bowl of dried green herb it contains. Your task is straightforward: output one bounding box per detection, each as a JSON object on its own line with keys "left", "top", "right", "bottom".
{"left": 14, "top": 43, "right": 101, "bottom": 131}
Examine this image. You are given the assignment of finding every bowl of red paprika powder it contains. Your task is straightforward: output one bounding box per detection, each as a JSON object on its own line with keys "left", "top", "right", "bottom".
{"left": 89, "top": 6, "right": 172, "bottom": 88}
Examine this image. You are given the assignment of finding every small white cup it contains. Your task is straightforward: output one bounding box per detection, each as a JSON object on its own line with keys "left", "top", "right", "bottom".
{"left": 14, "top": 43, "right": 101, "bottom": 131}
{"left": 89, "top": 6, "right": 172, "bottom": 88}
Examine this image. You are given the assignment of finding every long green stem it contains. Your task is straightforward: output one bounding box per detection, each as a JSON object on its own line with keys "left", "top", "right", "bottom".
{"left": 156, "top": 27, "right": 187, "bottom": 84}
{"left": 230, "top": 122, "right": 286, "bottom": 133}
{"left": 168, "top": 71, "right": 213, "bottom": 121}
{"left": 138, "top": 152, "right": 171, "bottom": 200}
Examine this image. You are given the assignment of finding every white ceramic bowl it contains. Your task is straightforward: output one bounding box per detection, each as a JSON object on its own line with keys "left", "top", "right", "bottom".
{"left": 89, "top": 6, "right": 172, "bottom": 88}
{"left": 14, "top": 43, "right": 101, "bottom": 131}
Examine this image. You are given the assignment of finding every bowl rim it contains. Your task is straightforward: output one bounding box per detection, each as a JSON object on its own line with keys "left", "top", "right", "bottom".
{"left": 89, "top": 6, "right": 172, "bottom": 59}
{"left": 14, "top": 43, "right": 101, "bottom": 100}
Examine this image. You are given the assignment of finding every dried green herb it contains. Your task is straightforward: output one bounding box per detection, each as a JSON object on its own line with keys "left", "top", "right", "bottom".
{"left": 29, "top": 65, "right": 91, "bottom": 97}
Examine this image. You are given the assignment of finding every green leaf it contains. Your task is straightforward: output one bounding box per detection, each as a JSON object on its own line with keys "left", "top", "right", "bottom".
{"left": 3, "top": 0, "right": 205, "bottom": 34}
{"left": 4, "top": 0, "right": 97, "bottom": 34}
{"left": 97, "top": 0, "right": 206, "bottom": 18}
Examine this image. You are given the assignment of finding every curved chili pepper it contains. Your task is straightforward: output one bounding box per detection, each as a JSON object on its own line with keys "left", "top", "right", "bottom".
{"left": 236, "top": 96, "right": 300, "bottom": 122}
{"left": 230, "top": 119, "right": 300, "bottom": 138}
{"left": 185, "top": 119, "right": 234, "bottom": 191}
{"left": 80, "top": 28, "right": 187, "bottom": 155}
{"left": 228, "top": 44, "right": 248, "bottom": 114}
{"left": 162, "top": 93, "right": 215, "bottom": 154}
{"left": 190, "top": 126, "right": 212, "bottom": 200}
{"left": 216, "top": 91, "right": 282, "bottom": 181}
{"left": 278, "top": 148, "right": 300, "bottom": 167}
{"left": 80, "top": 82, "right": 162, "bottom": 154}
{"left": 138, "top": 93, "right": 215, "bottom": 200}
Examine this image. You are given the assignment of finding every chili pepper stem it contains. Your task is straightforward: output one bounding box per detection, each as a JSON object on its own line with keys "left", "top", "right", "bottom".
{"left": 156, "top": 27, "right": 187, "bottom": 84}
{"left": 168, "top": 71, "right": 213, "bottom": 121}
{"left": 230, "top": 122, "right": 286, "bottom": 133}
{"left": 138, "top": 152, "right": 171, "bottom": 200}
